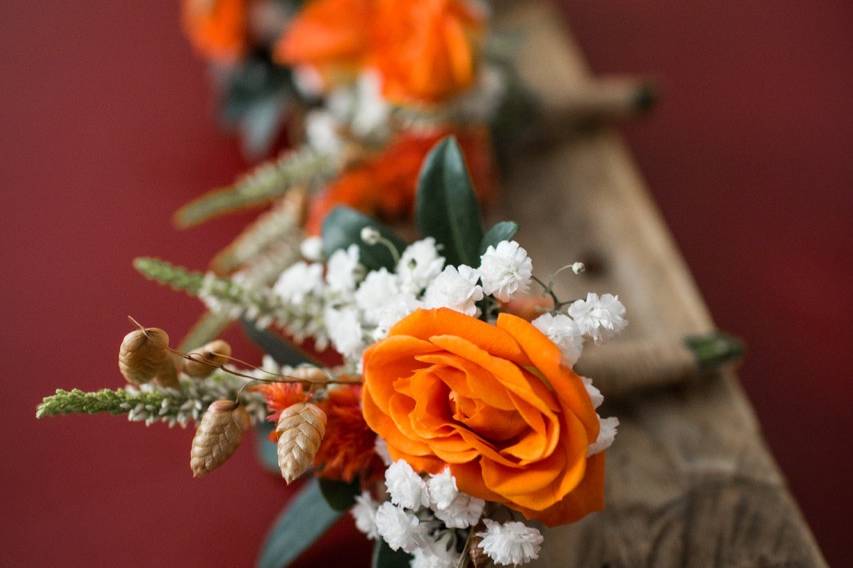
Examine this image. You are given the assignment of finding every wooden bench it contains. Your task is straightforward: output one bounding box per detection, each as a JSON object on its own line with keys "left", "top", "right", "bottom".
{"left": 495, "top": 3, "right": 826, "bottom": 565}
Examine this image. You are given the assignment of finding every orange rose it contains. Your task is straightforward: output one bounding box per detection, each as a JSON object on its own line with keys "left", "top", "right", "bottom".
{"left": 182, "top": 0, "right": 248, "bottom": 62}
{"left": 362, "top": 308, "right": 604, "bottom": 526}
{"left": 274, "top": 0, "right": 374, "bottom": 84}
{"left": 372, "top": 0, "right": 485, "bottom": 104}
{"left": 305, "top": 127, "right": 495, "bottom": 234}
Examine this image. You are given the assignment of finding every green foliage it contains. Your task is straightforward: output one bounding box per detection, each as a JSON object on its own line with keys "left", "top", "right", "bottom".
{"left": 133, "top": 257, "right": 206, "bottom": 296}
{"left": 416, "top": 137, "right": 484, "bottom": 267}
{"left": 178, "top": 311, "right": 233, "bottom": 352}
{"left": 255, "top": 421, "right": 280, "bottom": 474}
{"left": 322, "top": 207, "right": 407, "bottom": 272}
{"left": 37, "top": 388, "right": 148, "bottom": 418}
{"left": 240, "top": 320, "right": 317, "bottom": 367}
{"left": 685, "top": 332, "right": 745, "bottom": 370}
{"left": 318, "top": 477, "right": 361, "bottom": 512}
{"left": 174, "top": 146, "right": 337, "bottom": 228}
{"left": 258, "top": 478, "right": 342, "bottom": 568}
{"left": 372, "top": 540, "right": 412, "bottom": 568}
{"left": 480, "top": 221, "right": 519, "bottom": 254}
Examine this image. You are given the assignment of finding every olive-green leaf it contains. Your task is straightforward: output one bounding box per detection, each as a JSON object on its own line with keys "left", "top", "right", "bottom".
{"left": 415, "top": 137, "right": 484, "bottom": 267}
{"left": 372, "top": 540, "right": 412, "bottom": 568}
{"left": 322, "top": 206, "right": 407, "bottom": 272}
{"left": 257, "top": 478, "right": 342, "bottom": 568}
{"left": 318, "top": 477, "right": 361, "bottom": 511}
{"left": 480, "top": 221, "right": 519, "bottom": 254}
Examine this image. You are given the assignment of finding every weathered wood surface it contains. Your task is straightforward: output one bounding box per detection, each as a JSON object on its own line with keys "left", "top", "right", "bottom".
{"left": 494, "top": 3, "right": 827, "bottom": 566}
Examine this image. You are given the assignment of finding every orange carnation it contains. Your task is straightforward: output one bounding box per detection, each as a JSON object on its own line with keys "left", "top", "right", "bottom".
{"left": 361, "top": 308, "right": 605, "bottom": 526}
{"left": 372, "top": 0, "right": 485, "bottom": 104}
{"left": 314, "top": 386, "right": 382, "bottom": 482}
{"left": 305, "top": 127, "right": 495, "bottom": 234}
{"left": 182, "top": 0, "right": 248, "bottom": 62}
{"left": 274, "top": 0, "right": 373, "bottom": 85}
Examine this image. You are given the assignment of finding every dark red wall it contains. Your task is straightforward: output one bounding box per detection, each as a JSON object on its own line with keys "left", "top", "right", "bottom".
{"left": 1, "top": 1, "right": 850, "bottom": 566}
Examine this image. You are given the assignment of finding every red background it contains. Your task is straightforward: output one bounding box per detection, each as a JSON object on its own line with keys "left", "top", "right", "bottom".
{"left": 2, "top": 1, "right": 851, "bottom": 566}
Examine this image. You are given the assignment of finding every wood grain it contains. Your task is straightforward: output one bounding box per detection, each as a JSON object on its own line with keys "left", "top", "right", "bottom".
{"left": 494, "top": 2, "right": 826, "bottom": 565}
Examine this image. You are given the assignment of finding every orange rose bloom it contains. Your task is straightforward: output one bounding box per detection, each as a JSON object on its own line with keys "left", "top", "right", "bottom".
{"left": 372, "top": 0, "right": 485, "bottom": 104}
{"left": 305, "top": 127, "right": 495, "bottom": 234}
{"left": 182, "top": 0, "right": 248, "bottom": 62}
{"left": 274, "top": 0, "right": 373, "bottom": 83}
{"left": 362, "top": 308, "right": 605, "bottom": 526}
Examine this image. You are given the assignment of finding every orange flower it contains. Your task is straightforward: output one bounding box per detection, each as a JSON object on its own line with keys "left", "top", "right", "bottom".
{"left": 182, "top": 0, "right": 248, "bottom": 62}
{"left": 372, "top": 0, "right": 485, "bottom": 104}
{"left": 315, "top": 386, "right": 381, "bottom": 482}
{"left": 274, "top": 0, "right": 374, "bottom": 85}
{"left": 361, "top": 308, "right": 604, "bottom": 526}
{"left": 257, "top": 382, "right": 309, "bottom": 424}
{"left": 305, "top": 127, "right": 495, "bottom": 234}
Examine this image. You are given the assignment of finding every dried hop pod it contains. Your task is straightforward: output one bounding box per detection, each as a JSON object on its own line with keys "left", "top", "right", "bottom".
{"left": 184, "top": 339, "right": 232, "bottom": 378}
{"left": 190, "top": 400, "right": 251, "bottom": 478}
{"left": 118, "top": 327, "right": 172, "bottom": 385}
{"left": 276, "top": 402, "right": 327, "bottom": 484}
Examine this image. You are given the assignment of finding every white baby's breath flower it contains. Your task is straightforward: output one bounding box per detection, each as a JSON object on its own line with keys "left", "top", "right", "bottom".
{"left": 355, "top": 268, "right": 400, "bottom": 324}
{"left": 588, "top": 416, "right": 619, "bottom": 456}
{"left": 360, "top": 226, "right": 381, "bottom": 245}
{"left": 350, "top": 72, "right": 391, "bottom": 139}
{"left": 424, "top": 265, "right": 483, "bottom": 316}
{"left": 300, "top": 236, "right": 324, "bottom": 261}
{"left": 570, "top": 261, "right": 585, "bottom": 274}
{"left": 324, "top": 306, "right": 364, "bottom": 359}
{"left": 432, "top": 492, "right": 485, "bottom": 529}
{"left": 568, "top": 292, "right": 627, "bottom": 342}
{"left": 374, "top": 292, "right": 422, "bottom": 338}
{"left": 411, "top": 532, "right": 460, "bottom": 568}
{"left": 532, "top": 312, "right": 584, "bottom": 366}
{"left": 397, "top": 238, "right": 445, "bottom": 293}
{"left": 385, "top": 459, "right": 430, "bottom": 510}
{"left": 273, "top": 261, "right": 324, "bottom": 304}
{"left": 351, "top": 491, "right": 379, "bottom": 539}
{"left": 292, "top": 65, "right": 324, "bottom": 98}
{"left": 478, "top": 240, "right": 533, "bottom": 302}
{"left": 374, "top": 437, "right": 392, "bottom": 466}
{"left": 305, "top": 110, "right": 343, "bottom": 155}
{"left": 427, "top": 468, "right": 458, "bottom": 510}
{"left": 477, "top": 519, "right": 544, "bottom": 566}
{"left": 375, "top": 502, "right": 427, "bottom": 553}
{"left": 580, "top": 376, "right": 604, "bottom": 409}
{"left": 326, "top": 244, "right": 362, "bottom": 292}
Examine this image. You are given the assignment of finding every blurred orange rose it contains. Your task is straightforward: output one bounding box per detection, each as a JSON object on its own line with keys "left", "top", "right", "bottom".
{"left": 305, "top": 127, "right": 495, "bottom": 234}
{"left": 361, "top": 308, "right": 605, "bottom": 526}
{"left": 182, "top": 0, "right": 248, "bottom": 62}
{"left": 274, "top": 0, "right": 373, "bottom": 84}
{"left": 276, "top": 0, "right": 484, "bottom": 103}
{"left": 372, "top": 0, "right": 485, "bottom": 104}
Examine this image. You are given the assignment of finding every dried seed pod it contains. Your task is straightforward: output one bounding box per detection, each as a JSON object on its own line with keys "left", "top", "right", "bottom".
{"left": 190, "top": 400, "right": 251, "bottom": 478}
{"left": 184, "top": 339, "right": 233, "bottom": 378}
{"left": 468, "top": 533, "right": 489, "bottom": 568}
{"left": 276, "top": 402, "right": 327, "bottom": 484}
{"left": 118, "top": 328, "right": 171, "bottom": 385}
{"left": 154, "top": 355, "right": 180, "bottom": 389}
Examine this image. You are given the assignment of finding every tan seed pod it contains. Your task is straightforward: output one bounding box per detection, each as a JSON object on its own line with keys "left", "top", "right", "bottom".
{"left": 276, "top": 402, "right": 327, "bottom": 484}
{"left": 118, "top": 328, "right": 171, "bottom": 385}
{"left": 190, "top": 400, "right": 251, "bottom": 478}
{"left": 154, "top": 356, "right": 180, "bottom": 389}
{"left": 288, "top": 366, "right": 329, "bottom": 388}
{"left": 184, "top": 339, "right": 233, "bottom": 378}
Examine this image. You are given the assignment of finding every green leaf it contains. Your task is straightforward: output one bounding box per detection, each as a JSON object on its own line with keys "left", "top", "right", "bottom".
{"left": 322, "top": 206, "right": 407, "bottom": 272}
{"left": 415, "top": 137, "right": 484, "bottom": 267}
{"left": 480, "top": 221, "right": 519, "bottom": 254}
{"left": 240, "top": 320, "right": 318, "bottom": 367}
{"left": 255, "top": 421, "right": 279, "bottom": 474}
{"left": 258, "top": 479, "right": 342, "bottom": 568}
{"left": 318, "top": 477, "right": 360, "bottom": 511}
{"left": 371, "top": 540, "right": 412, "bottom": 568}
